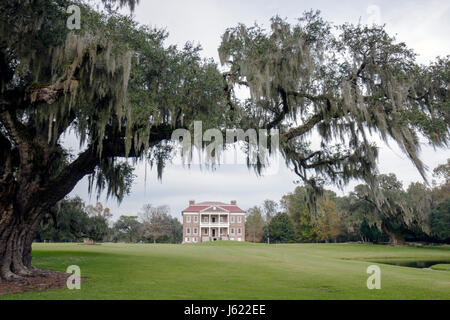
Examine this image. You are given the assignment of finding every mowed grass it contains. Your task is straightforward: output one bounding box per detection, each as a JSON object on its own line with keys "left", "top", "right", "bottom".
{"left": 1, "top": 242, "right": 450, "bottom": 300}
{"left": 431, "top": 264, "right": 450, "bottom": 271}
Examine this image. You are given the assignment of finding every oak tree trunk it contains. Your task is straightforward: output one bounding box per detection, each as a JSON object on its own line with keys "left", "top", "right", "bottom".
{"left": 381, "top": 222, "right": 405, "bottom": 246}
{"left": 0, "top": 202, "right": 45, "bottom": 282}
{"left": 0, "top": 110, "right": 171, "bottom": 283}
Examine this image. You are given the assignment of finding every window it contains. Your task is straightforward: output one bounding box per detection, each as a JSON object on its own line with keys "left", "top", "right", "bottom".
{"left": 204, "top": 229, "right": 208, "bottom": 235}
{"left": 220, "top": 228, "right": 223, "bottom": 235}
{"left": 204, "top": 216, "right": 208, "bottom": 223}
{"left": 185, "top": 237, "right": 190, "bottom": 242}
{"left": 194, "top": 216, "right": 198, "bottom": 223}
{"left": 186, "top": 228, "right": 190, "bottom": 234}
{"left": 186, "top": 216, "right": 191, "bottom": 223}
{"left": 231, "top": 228, "right": 234, "bottom": 234}
{"left": 231, "top": 216, "right": 235, "bottom": 223}
{"left": 220, "top": 216, "right": 223, "bottom": 223}
{"left": 238, "top": 228, "right": 241, "bottom": 234}
{"left": 238, "top": 216, "right": 242, "bottom": 223}
{"left": 194, "top": 228, "right": 198, "bottom": 235}
{"left": 193, "top": 237, "right": 197, "bottom": 242}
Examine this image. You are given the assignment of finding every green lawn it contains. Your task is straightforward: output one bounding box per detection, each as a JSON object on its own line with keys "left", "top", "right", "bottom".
{"left": 431, "top": 264, "right": 450, "bottom": 271}
{"left": 1, "top": 242, "right": 450, "bottom": 300}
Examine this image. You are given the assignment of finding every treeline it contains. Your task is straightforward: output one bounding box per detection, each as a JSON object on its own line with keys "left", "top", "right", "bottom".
{"left": 35, "top": 201, "right": 182, "bottom": 244}
{"left": 246, "top": 160, "right": 450, "bottom": 245}
{"left": 113, "top": 204, "right": 182, "bottom": 243}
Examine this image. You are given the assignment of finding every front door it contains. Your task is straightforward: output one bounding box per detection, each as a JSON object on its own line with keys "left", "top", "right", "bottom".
{"left": 212, "top": 229, "right": 216, "bottom": 237}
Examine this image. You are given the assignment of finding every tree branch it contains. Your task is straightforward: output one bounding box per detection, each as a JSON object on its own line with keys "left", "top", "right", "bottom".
{"left": 281, "top": 113, "right": 324, "bottom": 141}
{"left": 28, "top": 78, "right": 79, "bottom": 105}
{"left": 0, "top": 110, "right": 32, "bottom": 150}
{"left": 37, "top": 124, "right": 175, "bottom": 207}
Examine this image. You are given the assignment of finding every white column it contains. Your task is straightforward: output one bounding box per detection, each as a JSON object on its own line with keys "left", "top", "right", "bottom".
{"left": 227, "top": 213, "right": 230, "bottom": 239}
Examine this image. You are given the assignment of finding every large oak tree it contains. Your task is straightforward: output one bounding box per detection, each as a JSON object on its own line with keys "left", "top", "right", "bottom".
{"left": 0, "top": 0, "right": 227, "bottom": 281}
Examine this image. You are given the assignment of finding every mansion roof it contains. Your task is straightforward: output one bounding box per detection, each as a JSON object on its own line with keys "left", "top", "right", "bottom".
{"left": 182, "top": 201, "right": 245, "bottom": 213}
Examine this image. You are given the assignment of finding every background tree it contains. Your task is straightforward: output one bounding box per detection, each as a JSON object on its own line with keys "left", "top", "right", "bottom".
{"left": 250, "top": 200, "right": 279, "bottom": 243}
{"left": 35, "top": 197, "right": 112, "bottom": 243}
{"left": 281, "top": 187, "right": 317, "bottom": 242}
{"left": 245, "top": 207, "right": 265, "bottom": 242}
{"left": 433, "top": 159, "right": 450, "bottom": 186}
{"left": 429, "top": 159, "right": 450, "bottom": 242}
{"left": 85, "top": 215, "right": 109, "bottom": 243}
{"left": 145, "top": 215, "right": 182, "bottom": 244}
{"left": 315, "top": 191, "right": 340, "bottom": 243}
{"left": 351, "top": 173, "right": 432, "bottom": 244}
{"left": 35, "top": 197, "right": 89, "bottom": 242}
{"left": 113, "top": 216, "right": 141, "bottom": 243}
{"left": 86, "top": 203, "right": 113, "bottom": 222}
{"left": 431, "top": 159, "right": 450, "bottom": 206}
{"left": 430, "top": 198, "right": 450, "bottom": 242}
{"left": 165, "top": 216, "right": 183, "bottom": 244}
{"left": 261, "top": 200, "right": 279, "bottom": 222}
{"left": 252, "top": 163, "right": 450, "bottom": 244}
{"left": 139, "top": 204, "right": 172, "bottom": 243}
{"left": 335, "top": 193, "right": 387, "bottom": 243}
{"left": 267, "top": 212, "right": 295, "bottom": 243}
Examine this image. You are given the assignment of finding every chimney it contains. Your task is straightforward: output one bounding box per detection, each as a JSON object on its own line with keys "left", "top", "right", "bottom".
{"left": 230, "top": 200, "right": 237, "bottom": 205}
{"left": 189, "top": 200, "right": 195, "bottom": 206}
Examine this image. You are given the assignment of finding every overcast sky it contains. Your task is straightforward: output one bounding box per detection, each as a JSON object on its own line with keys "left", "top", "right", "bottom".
{"left": 68, "top": 0, "right": 450, "bottom": 220}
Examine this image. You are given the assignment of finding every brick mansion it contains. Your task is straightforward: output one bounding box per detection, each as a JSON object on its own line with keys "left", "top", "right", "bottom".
{"left": 182, "top": 201, "right": 246, "bottom": 243}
